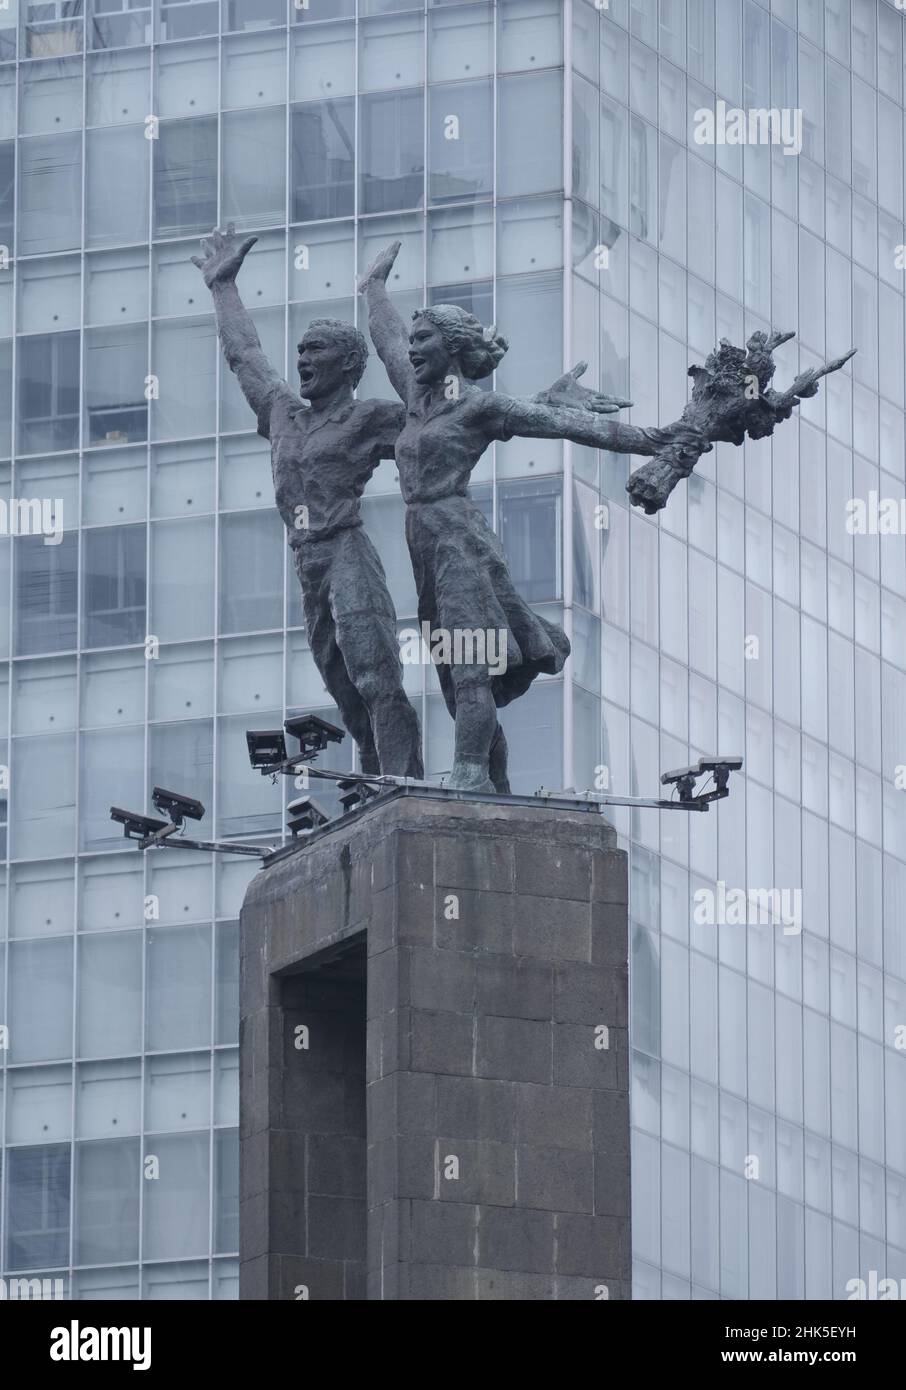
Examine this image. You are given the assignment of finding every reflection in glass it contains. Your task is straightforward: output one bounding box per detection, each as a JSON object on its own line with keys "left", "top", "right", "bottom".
{"left": 74, "top": 1138, "right": 140, "bottom": 1267}
{"left": 14, "top": 532, "right": 78, "bottom": 656}
{"left": 89, "top": 0, "right": 151, "bottom": 50}
{"left": 83, "top": 524, "right": 147, "bottom": 649}
{"left": 428, "top": 79, "right": 492, "bottom": 206}
{"left": 17, "top": 331, "right": 80, "bottom": 455}
{"left": 154, "top": 117, "right": 217, "bottom": 238}
{"left": 291, "top": 99, "right": 355, "bottom": 223}
{"left": 161, "top": 0, "right": 219, "bottom": 42}
{"left": 86, "top": 126, "right": 150, "bottom": 248}
{"left": 85, "top": 325, "right": 148, "bottom": 446}
{"left": 499, "top": 479, "right": 561, "bottom": 604}
{"left": 18, "top": 132, "right": 82, "bottom": 254}
{"left": 6, "top": 1144, "right": 71, "bottom": 1271}
{"left": 360, "top": 90, "right": 424, "bottom": 214}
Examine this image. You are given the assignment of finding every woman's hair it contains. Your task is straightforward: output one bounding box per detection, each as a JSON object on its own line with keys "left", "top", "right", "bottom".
{"left": 411, "top": 304, "right": 508, "bottom": 380}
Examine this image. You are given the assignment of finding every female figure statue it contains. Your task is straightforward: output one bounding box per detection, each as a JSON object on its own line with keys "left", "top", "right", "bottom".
{"left": 360, "top": 240, "right": 853, "bottom": 795}
{"left": 358, "top": 241, "right": 708, "bottom": 793}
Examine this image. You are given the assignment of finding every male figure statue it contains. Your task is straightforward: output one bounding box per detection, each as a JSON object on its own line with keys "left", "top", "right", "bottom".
{"left": 194, "top": 225, "right": 422, "bottom": 778}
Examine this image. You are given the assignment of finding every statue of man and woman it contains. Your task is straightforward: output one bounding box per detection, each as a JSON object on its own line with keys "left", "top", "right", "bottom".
{"left": 195, "top": 225, "right": 853, "bottom": 795}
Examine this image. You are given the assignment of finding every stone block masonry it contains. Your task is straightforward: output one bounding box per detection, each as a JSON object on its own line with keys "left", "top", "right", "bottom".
{"left": 239, "top": 789, "right": 630, "bottom": 1300}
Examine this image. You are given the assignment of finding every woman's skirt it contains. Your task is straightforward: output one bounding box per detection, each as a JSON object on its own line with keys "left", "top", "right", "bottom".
{"left": 405, "top": 495, "right": 571, "bottom": 713}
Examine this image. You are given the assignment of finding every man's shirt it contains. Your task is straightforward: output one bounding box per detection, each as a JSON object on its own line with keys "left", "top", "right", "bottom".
{"left": 257, "top": 382, "right": 406, "bottom": 547}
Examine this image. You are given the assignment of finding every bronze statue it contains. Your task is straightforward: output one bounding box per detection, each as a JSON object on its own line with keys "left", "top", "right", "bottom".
{"left": 359, "top": 239, "right": 854, "bottom": 793}
{"left": 194, "top": 225, "right": 423, "bottom": 779}
{"left": 194, "top": 220, "right": 853, "bottom": 798}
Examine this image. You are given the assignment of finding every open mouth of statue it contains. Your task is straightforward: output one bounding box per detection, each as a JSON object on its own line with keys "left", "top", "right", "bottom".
{"left": 299, "top": 367, "right": 315, "bottom": 388}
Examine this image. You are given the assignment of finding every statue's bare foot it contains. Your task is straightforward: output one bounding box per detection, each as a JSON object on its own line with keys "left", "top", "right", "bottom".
{"left": 446, "top": 757, "right": 495, "bottom": 793}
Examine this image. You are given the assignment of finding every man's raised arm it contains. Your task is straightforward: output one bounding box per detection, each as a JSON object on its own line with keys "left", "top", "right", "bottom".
{"left": 193, "top": 224, "right": 284, "bottom": 429}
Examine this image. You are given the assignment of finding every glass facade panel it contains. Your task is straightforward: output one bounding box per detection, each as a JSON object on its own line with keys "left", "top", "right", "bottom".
{"left": 6, "top": 1144, "right": 70, "bottom": 1271}
{"left": 17, "top": 330, "right": 79, "bottom": 455}
{"left": 360, "top": 89, "right": 425, "bottom": 214}
{"left": 18, "top": 133, "right": 82, "bottom": 255}
{"left": 154, "top": 117, "right": 218, "bottom": 238}
{"left": 74, "top": 1138, "right": 140, "bottom": 1267}
{"left": 291, "top": 99, "right": 355, "bottom": 224}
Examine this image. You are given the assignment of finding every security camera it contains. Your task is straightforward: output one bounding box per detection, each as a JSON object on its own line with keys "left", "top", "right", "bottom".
{"left": 284, "top": 713, "right": 345, "bottom": 761}
{"left": 151, "top": 787, "right": 205, "bottom": 825}
{"left": 660, "top": 755, "right": 744, "bottom": 807}
{"left": 697, "top": 756, "right": 743, "bottom": 775}
{"left": 661, "top": 763, "right": 700, "bottom": 785}
{"left": 110, "top": 807, "right": 170, "bottom": 842}
{"left": 660, "top": 764, "right": 700, "bottom": 802}
{"left": 246, "top": 729, "right": 288, "bottom": 770}
{"left": 696, "top": 755, "right": 744, "bottom": 798}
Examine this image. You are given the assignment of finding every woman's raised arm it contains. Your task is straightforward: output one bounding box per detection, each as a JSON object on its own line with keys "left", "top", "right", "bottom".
{"left": 357, "top": 241, "right": 415, "bottom": 405}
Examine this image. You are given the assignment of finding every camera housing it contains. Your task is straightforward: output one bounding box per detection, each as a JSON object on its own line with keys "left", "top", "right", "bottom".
{"left": 697, "top": 756, "right": 744, "bottom": 775}
{"left": 246, "top": 729, "right": 288, "bottom": 770}
{"left": 696, "top": 755, "right": 743, "bottom": 797}
{"left": 151, "top": 787, "right": 205, "bottom": 825}
{"left": 284, "top": 713, "right": 345, "bottom": 761}
{"left": 660, "top": 764, "right": 700, "bottom": 802}
{"left": 110, "top": 807, "right": 170, "bottom": 841}
{"left": 660, "top": 755, "right": 744, "bottom": 805}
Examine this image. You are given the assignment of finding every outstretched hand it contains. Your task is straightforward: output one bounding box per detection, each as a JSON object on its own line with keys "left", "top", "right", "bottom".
{"left": 191, "top": 224, "right": 258, "bottom": 287}
{"left": 536, "top": 362, "right": 633, "bottom": 415}
{"left": 736, "top": 333, "right": 857, "bottom": 439}
{"left": 357, "top": 240, "right": 401, "bottom": 294}
{"left": 768, "top": 347, "right": 858, "bottom": 412}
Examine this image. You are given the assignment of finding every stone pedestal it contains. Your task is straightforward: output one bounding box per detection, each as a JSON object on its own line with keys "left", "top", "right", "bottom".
{"left": 239, "top": 788, "right": 630, "bottom": 1301}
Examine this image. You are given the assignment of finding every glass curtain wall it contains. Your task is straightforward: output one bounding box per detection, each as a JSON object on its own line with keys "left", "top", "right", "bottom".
{"left": 567, "top": 0, "right": 906, "bottom": 1301}
{"left": 0, "top": 0, "right": 571, "bottom": 1301}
